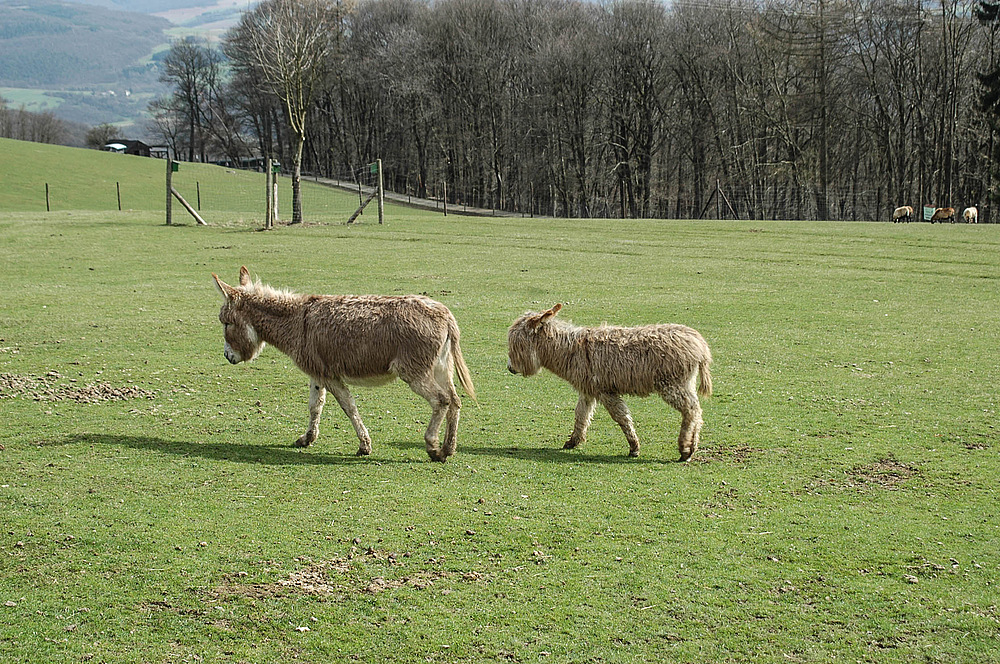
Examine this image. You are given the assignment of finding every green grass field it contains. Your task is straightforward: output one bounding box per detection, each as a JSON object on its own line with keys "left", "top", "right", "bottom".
{"left": 0, "top": 89, "right": 64, "bottom": 112}
{"left": 2, "top": 138, "right": 999, "bottom": 663}
{"left": 0, "top": 137, "right": 362, "bottom": 221}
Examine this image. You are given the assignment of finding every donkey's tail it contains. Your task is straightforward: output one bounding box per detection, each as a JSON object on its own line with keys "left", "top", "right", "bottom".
{"left": 448, "top": 318, "right": 477, "bottom": 402}
{"left": 698, "top": 357, "right": 713, "bottom": 398}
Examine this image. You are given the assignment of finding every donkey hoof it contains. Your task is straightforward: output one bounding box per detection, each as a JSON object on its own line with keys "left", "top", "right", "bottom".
{"left": 628, "top": 450, "right": 640, "bottom": 458}
{"left": 677, "top": 453, "right": 692, "bottom": 463}
{"left": 563, "top": 440, "right": 580, "bottom": 450}
{"left": 356, "top": 447, "right": 371, "bottom": 457}
{"left": 295, "top": 435, "right": 313, "bottom": 448}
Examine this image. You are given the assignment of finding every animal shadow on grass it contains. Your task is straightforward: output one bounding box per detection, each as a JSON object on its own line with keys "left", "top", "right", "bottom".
{"left": 420, "top": 441, "right": 671, "bottom": 465}
{"left": 55, "top": 433, "right": 412, "bottom": 466}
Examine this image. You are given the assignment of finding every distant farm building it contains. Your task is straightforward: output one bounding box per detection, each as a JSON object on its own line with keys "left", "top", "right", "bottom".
{"left": 104, "top": 140, "right": 151, "bottom": 157}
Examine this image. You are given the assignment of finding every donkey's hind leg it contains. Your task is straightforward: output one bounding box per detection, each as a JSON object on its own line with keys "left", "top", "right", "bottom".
{"left": 404, "top": 341, "right": 463, "bottom": 462}
{"left": 296, "top": 378, "right": 326, "bottom": 447}
{"left": 326, "top": 378, "right": 373, "bottom": 456}
{"left": 405, "top": 371, "right": 456, "bottom": 462}
{"left": 659, "top": 382, "right": 703, "bottom": 462}
{"left": 439, "top": 382, "right": 462, "bottom": 460}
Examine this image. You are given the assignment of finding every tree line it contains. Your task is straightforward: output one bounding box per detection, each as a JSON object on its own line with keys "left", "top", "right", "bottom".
{"left": 0, "top": 96, "right": 69, "bottom": 145}
{"left": 150, "top": 0, "right": 1000, "bottom": 222}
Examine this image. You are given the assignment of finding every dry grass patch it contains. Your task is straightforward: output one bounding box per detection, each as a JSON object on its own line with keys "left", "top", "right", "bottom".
{"left": 0, "top": 371, "right": 155, "bottom": 403}
{"left": 211, "top": 549, "right": 487, "bottom": 603}
{"left": 805, "top": 455, "right": 918, "bottom": 493}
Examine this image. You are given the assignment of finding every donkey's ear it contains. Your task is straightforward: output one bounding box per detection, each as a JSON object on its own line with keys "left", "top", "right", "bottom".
{"left": 239, "top": 265, "right": 252, "bottom": 287}
{"left": 527, "top": 303, "right": 562, "bottom": 330}
{"left": 212, "top": 273, "right": 237, "bottom": 301}
{"left": 540, "top": 303, "right": 563, "bottom": 321}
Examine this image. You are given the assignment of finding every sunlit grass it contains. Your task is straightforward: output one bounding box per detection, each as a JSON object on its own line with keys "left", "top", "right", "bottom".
{"left": 1, "top": 172, "right": 999, "bottom": 661}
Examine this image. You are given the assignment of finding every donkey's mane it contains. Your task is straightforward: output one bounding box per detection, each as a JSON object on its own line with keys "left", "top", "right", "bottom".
{"left": 543, "top": 316, "right": 623, "bottom": 337}
{"left": 546, "top": 317, "right": 581, "bottom": 335}
{"left": 242, "top": 279, "right": 301, "bottom": 301}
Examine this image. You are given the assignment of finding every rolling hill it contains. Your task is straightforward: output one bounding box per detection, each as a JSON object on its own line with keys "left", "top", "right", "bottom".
{"left": 0, "top": 0, "right": 171, "bottom": 88}
{"left": 0, "top": 0, "right": 250, "bottom": 136}
{"left": 59, "top": 0, "right": 212, "bottom": 12}
{"left": 0, "top": 136, "right": 363, "bottom": 222}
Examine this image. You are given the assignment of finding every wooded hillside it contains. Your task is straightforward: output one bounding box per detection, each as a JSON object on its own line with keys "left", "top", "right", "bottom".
{"left": 0, "top": 0, "right": 170, "bottom": 87}
{"left": 60, "top": 0, "right": 214, "bottom": 12}
{"left": 162, "top": 0, "right": 998, "bottom": 222}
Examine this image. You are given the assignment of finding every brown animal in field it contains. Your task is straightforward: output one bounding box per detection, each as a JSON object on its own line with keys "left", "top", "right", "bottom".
{"left": 930, "top": 207, "right": 955, "bottom": 223}
{"left": 963, "top": 206, "right": 978, "bottom": 223}
{"left": 892, "top": 205, "right": 913, "bottom": 223}
{"left": 212, "top": 266, "right": 476, "bottom": 462}
{"left": 507, "top": 304, "right": 712, "bottom": 462}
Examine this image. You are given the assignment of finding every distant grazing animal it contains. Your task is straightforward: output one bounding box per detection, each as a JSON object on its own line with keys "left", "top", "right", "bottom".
{"left": 929, "top": 207, "right": 956, "bottom": 223}
{"left": 507, "top": 304, "right": 712, "bottom": 462}
{"left": 963, "top": 206, "right": 978, "bottom": 223}
{"left": 892, "top": 206, "right": 913, "bottom": 223}
{"left": 212, "top": 266, "right": 476, "bottom": 462}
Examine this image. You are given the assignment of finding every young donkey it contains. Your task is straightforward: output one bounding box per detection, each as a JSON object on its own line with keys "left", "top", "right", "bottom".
{"left": 507, "top": 304, "right": 712, "bottom": 462}
{"left": 212, "top": 267, "right": 476, "bottom": 462}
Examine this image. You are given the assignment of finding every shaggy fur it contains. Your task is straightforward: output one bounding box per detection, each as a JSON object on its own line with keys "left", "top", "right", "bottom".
{"left": 963, "top": 206, "right": 978, "bottom": 223}
{"left": 507, "top": 304, "right": 712, "bottom": 462}
{"left": 930, "top": 207, "right": 956, "bottom": 223}
{"left": 892, "top": 205, "right": 913, "bottom": 223}
{"left": 212, "top": 266, "right": 476, "bottom": 462}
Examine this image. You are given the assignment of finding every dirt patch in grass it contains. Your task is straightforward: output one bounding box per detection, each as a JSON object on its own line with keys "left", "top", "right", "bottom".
{"left": 845, "top": 456, "right": 918, "bottom": 489}
{"left": 0, "top": 371, "right": 155, "bottom": 403}
{"left": 211, "top": 550, "right": 486, "bottom": 602}
{"left": 697, "top": 444, "right": 758, "bottom": 464}
{"left": 805, "top": 455, "right": 918, "bottom": 493}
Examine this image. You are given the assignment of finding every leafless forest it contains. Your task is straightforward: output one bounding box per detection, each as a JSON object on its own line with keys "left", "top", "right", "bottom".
{"left": 152, "top": 0, "right": 1000, "bottom": 221}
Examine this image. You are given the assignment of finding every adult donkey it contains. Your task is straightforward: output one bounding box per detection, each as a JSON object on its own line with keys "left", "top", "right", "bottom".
{"left": 212, "top": 267, "right": 476, "bottom": 462}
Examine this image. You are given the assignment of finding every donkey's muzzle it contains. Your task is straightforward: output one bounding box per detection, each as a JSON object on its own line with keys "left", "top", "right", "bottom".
{"left": 223, "top": 345, "right": 240, "bottom": 364}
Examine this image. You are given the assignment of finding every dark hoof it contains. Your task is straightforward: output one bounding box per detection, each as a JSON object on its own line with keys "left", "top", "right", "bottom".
{"left": 356, "top": 448, "right": 371, "bottom": 457}
{"left": 295, "top": 436, "right": 313, "bottom": 448}
{"left": 563, "top": 440, "right": 580, "bottom": 450}
{"left": 628, "top": 450, "right": 639, "bottom": 458}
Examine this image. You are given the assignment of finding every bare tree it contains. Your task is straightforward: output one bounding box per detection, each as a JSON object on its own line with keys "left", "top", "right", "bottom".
{"left": 86, "top": 123, "right": 119, "bottom": 150}
{"left": 159, "top": 39, "right": 223, "bottom": 162}
{"left": 0, "top": 97, "right": 66, "bottom": 145}
{"left": 600, "top": 1, "right": 670, "bottom": 218}
{"left": 226, "top": 0, "right": 346, "bottom": 224}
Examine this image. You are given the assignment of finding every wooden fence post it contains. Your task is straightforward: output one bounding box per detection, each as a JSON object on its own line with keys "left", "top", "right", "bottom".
{"left": 165, "top": 156, "right": 173, "bottom": 225}
{"left": 271, "top": 162, "right": 279, "bottom": 225}
{"left": 377, "top": 158, "right": 384, "bottom": 225}
{"left": 265, "top": 159, "right": 271, "bottom": 229}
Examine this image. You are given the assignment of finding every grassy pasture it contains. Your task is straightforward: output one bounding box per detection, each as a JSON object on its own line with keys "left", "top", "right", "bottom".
{"left": 2, "top": 143, "right": 1000, "bottom": 663}
{"left": 0, "top": 89, "right": 64, "bottom": 112}
{"left": 0, "top": 137, "right": 361, "bottom": 222}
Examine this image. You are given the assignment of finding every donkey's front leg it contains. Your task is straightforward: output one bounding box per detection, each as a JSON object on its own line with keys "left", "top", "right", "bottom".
{"left": 326, "top": 378, "right": 373, "bottom": 456}
{"left": 295, "top": 378, "right": 326, "bottom": 447}
{"left": 564, "top": 393, "right": 597, "bottom": 449}
{"left": 598, "top": 393, "right": 641, "bottom": 457}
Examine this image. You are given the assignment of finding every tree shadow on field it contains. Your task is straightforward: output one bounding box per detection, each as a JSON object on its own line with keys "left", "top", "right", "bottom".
{"left": 54, "top": 433, "right": 413, "bottom": 466}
